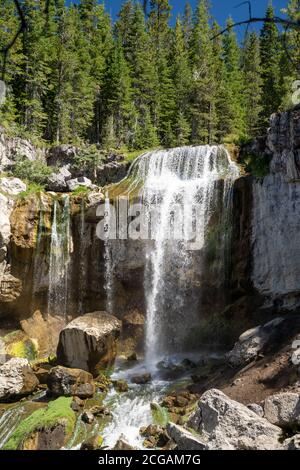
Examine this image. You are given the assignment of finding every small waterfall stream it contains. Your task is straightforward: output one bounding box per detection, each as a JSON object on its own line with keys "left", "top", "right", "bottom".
{"left": 48, "top": 196, "right": 72, "bottom": 318}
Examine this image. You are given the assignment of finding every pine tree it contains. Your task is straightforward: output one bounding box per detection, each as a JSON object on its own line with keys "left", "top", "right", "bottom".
{"left": 182, "top": 2, "right": 193, "bottom": 48}
{"left": 172, "top": 17, "right": 191, "bottom": 145}
{"left": 280, "top": 0, "right": 300, "bottom": 108}
{"left": 103, "top": 37, "right": 135, "bottom": 148}
{"left": 19, "top": 0, "right": 52, "bottom": 136}
{"left": 243, "top": 32, "right": 262, "bottom": 138}
{"left": 48, "top": 3, "right": 95, "bottom": 143}
{"left": 0, "top": 0, "right": 22, "bottom": 127}
{"left": 260, "top": 2, "right": 282, "bottom": 126}
{"left": 222, "top": 17, "right": 245, "bottom": 139}
{"left": 189, "top": 0, "right": 218, "bottom": 144}
{"left": 211, "top": 21, "right": 231, "bottom": 142}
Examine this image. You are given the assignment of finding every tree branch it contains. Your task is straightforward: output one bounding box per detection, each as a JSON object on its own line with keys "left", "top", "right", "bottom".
{"left": 211, "top": 17, "right": 300, "bottom": 40}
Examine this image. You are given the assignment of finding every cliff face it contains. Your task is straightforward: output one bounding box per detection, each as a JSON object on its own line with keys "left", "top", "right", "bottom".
{"left": 251, "top": 109, "right": 300, "bottom": 309}
{"left": 1, "top": 109, "right": 300, "bottom": 348}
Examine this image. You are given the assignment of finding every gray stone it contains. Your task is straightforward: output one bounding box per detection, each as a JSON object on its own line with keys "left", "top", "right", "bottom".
{"left": 57, "top": 312, "right": 121, "bottom": 375}
{"left": 282, "top": 434, "right": 300, "bottom": 450}
{"left": 187, "top": 389, "right": 282, "bottom": 450}
{"left": 0, "top": 358, "right": 39, "bottom": 400}
{"left": 247, "top": 403, "right": 264, "bottom": 417}
{"left": 264, "top": 392, "right": 300, "bottom": 428}
{"left": 47, "top": 365, "right": 95, "bottom": 398}
{"left": 113, "top": 435, "right": 136, "bottom": 450}
{"left": 47, "top": 166, "right": 72, "bottom": 192}
{"left": 0, "top": 177, "right": 26, "bottom": 196}
{"left": 251, "top": 109, "right": 300, "bottom": 310}
{"left": 167, "top": 423, "right": 208, "bottom": 450}
{"left": 227, "top": 317, "right": 284, "bottom": 367}
{"left": 67, "top": 177, "right": 93, "bottom": 192}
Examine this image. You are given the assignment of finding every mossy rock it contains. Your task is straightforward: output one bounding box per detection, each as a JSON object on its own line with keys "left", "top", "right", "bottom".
{"left": 3, "top": 397, "right": 76, "bottom": 450}
{"left": 3, "top": 331, "right": 38, "bottom": 361}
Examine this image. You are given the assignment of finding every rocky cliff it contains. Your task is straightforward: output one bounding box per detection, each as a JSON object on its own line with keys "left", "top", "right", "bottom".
{"left": 1, "top": 109, "right": 300, "bottom": 351}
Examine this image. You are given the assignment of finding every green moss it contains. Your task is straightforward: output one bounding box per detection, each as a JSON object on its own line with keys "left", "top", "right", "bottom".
{"left": 3, "top": 331, "right": 38, "bottom": 361}
{"left": 151, "top": 403, "right": 169, "bottom": 426}
{"left": 3, "top": 397, "right": 76, "bottom": 450}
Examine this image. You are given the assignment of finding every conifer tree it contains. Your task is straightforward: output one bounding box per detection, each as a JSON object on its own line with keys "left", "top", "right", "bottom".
{"left": 172, "top": 17, "right": 191, "bottom": 145}
{"left": 189, "top": 0, "right": 217, "bottom": 144}
{"left": 222, "top": 17, "right": 245, "bottom": 139}
{"left": 243, "top": 32, "right": 262, "bottom": 137}
{"left": 260, "top": 2, "right": 282, "bottom": 127}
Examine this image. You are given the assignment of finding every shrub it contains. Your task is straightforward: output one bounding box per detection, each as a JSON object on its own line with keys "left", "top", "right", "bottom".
{"left": 12, "top": 156, "right": 53, "bottom": 186}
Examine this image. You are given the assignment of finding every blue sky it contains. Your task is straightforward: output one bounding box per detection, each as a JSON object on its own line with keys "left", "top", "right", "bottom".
{"left": 104, "top": 0, "right": 288, "bottom": 28}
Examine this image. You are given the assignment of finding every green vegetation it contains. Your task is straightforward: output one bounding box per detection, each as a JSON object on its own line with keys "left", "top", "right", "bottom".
{"left": 3, "top": 397, "right": 76, "bottom": 450}
{"left": 12, "top": 157, "right": 53, "bottom": 187}
{"left": 3, "top": 331, "right": 38, "bottom": 361}
{"left": 0, "top": 0, "right": 298, "bottom": 151}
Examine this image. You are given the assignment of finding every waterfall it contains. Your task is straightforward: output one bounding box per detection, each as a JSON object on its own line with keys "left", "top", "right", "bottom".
{"left": 106, "top": 145, "right": 239, "bottom": 368}
{"left": 48, "top": 196, "right": 72, "bottom": 318}
{"left": 104, "top": 194, "right": 114, "bottom": 314}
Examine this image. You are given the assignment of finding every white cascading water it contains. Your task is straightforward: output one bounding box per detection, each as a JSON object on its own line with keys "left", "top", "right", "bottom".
{"left": 104, "top": 194, "right": 114, "bottom": 314}
{"left": 129, "top": 146, "right": 239, "bottom": 368}
{"left": 48, "top": 196, "right": 72, "bottom": 318}
{"left": 98, "top": 146, "right": 239, "bottom": 448}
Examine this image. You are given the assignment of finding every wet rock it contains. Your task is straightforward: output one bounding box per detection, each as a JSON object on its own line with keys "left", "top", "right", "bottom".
{"left": 227, "top": 318, "right": 285, "bottom": 367}
{"left": 88, "top": 405, "right": 111, "bottom": 417}
{"left": 127, "top": 352, "right": 138, "bottom": 361}
{"left": 57, "top": 312, "right": 121, "bottom": 375}
{"left": 187, "top": 389, "right": 282, "bottom": 450}
{"left": 21, "top": 310, "right": 65, "bottom": 357}
{"left": 47, "top": 365, "right": 95, "bottom": 398}
{"left": 82, "top": 411, "right": 95, "bottom": 424}
{"left": 167, "top": 423, "right": 207, "bottom": 450}
{"left": 71, "top": 396, "right": 85, "bottom": 412}
{"left": 3, "top": 397, "right": 75, "bottom": 450}
{"left": 0, "top": 357, "right": 39, "bottom": 401}
{"left": 113, "top": 435, "right": 136, "bottom": 450}
{"left": 112, "top": 379, "right": 129, "bottom": 393}
{"left": 264, "top": 392, "right": 300, "bottom": 428}
{"left": 247, "top": 403, "right": 264, "bottom": 417}
{"left": 131, "top": 373, "right": 151, "bottom": 385}
{"left": 80, "top": 435, "right": 103, "bottom": 450}
{"left": 140, "top": 424, "right": 170, "bottom": 449}
{"left": 0, "top": 273, "right": 22, "bottom": 303}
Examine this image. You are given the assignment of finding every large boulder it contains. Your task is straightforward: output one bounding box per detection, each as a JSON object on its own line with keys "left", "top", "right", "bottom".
{"left": 47, "top": 366, "right": 95, "bottom": 398}
{"left": 227, "top": 317, "right": 285, "bottom": 367}
{"left": 47, "top": 166, "right": 72, "bottom": 192}
{"left": 167, "top": 423, "right": 207, "bottom": 450}
{"left": 187, "top": 389, "right": 282, "bottom": 450}
{"left": 264, "top": 392, "right": 300, "bottom": 428}
{"left": 57, "top": 311, "right": 121, "bottom": 375}
{"left": 0, "top": 357, "right": 39, "bottom": 401}
{"left": 0, "top": 177, "right": 26, "bottom": 196}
